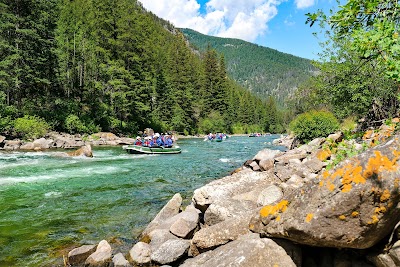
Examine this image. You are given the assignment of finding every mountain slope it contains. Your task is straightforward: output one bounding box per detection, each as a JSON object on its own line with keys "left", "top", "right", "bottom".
{"left": 180, "top": 28, "right": 316, "bottom": 105}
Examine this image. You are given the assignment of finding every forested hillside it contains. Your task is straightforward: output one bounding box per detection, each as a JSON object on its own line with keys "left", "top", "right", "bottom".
{"left": 0, "top": 0, "right": 284, "bottom": 136}
{"left": 181, "top": 28, "right": 316, "bottom": 105}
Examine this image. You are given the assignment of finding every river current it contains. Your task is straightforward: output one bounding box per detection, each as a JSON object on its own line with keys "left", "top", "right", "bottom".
{"left": 0, "top": 135, "right": 285, "bottom": 266}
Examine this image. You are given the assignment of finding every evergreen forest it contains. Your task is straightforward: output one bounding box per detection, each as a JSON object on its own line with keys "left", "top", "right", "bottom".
{"left": 180, "top": 28, "right": 317, "bottom": 106}
{"left": 0, "top": 0, "right": 285, "bottom": 138}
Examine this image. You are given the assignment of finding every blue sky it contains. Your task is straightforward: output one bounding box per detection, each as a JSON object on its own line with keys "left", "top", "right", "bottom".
{"left": 138, "top": 0, "right": 338, "bottom": 60}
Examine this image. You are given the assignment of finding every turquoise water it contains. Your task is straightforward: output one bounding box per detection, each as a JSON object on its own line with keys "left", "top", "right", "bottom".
{"left": 0, "top": 136, "right": 284, "bottom": 266}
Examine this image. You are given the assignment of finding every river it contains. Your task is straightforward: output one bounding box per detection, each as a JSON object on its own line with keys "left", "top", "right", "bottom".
{"left": 0, "top": 135, "right": 285, "bottom": 266}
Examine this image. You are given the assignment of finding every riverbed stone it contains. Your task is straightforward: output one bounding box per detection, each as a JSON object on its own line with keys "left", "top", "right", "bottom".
{"left": 204, "top": 199, "right": 257, "bottom": 226}
{"left": 250, "top": 136, "right": 400, "bottom": 249}
{"left": 20, "top": 142, "right": 35, "bottom": 150}
{"left": 149, "top": 229, "right": 179, "bottom": 251}
{"left": 129, "top": 242, "right": 151, "bottom": 265}
{"left": 4, "top": 139, "right": 21, "bottom": 150}
{"left": 67, "top": 244, "right": 97, "bottom": 265}
{"left": 190, "top": 214, "right": 253, "bottom": 256}
{"left": 192, "top": 169, "right": 278, "bottom": 211}
{"left": 112, "top": 253, "right": 132, "bottom": 267}
{"left": 85, "top": 240, "right": 112, "bottom": 266}
{"left": 142, "top": 193, "right": 182, "bottom": 236}
{"left": 33, "top": 137, "right": 53, "bottom": 149}
{"left": 183, "top": 233, "right": 297, "bottom": 267}
{"left": 169, "top": 211, "right": 199, "bottom": 238}
{"left": 150, "top": 239, "right": 190, "bottom": 265}
{"left": 66, "top": 144, "right": 93, "bottom": 157}
{"left": 253, "top": 148, "right": 282, "bottom": 162}
{"left": 256, "top": 184, "right": 283, "bottom": 206}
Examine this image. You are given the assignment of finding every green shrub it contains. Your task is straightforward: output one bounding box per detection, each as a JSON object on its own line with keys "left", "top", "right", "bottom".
{"left": 14, "top": 115, "right": 49, "bottom": 139}
{"left": 289, "top": 110, "right": 339, "bottom": 143}
{"left": 65, "top": 114, "right": 88, "bottom": 134}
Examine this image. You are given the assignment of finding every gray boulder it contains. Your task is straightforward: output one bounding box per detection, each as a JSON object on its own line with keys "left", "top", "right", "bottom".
{"left": 67, "top": 244, "right": 97, "bottom": 266}
{"left": 169, "top": 210, "right": 199, "bottom": 238}
{"left": 142, "top": 193, "right": 182, "bottom": 236}
{"left": 192, "top": 169, "right": 278, "bottom": 211}
{"left": 182, "top": 233, "right": 297, "bottom": 267}
{"left": 149, "top": 229, "right": 179, "bottom": 251}
{"left": 85, "top": 240, "right": 112, "bottom": 266}
{"left": 190, "top": 215, "right": 253, "bottom": 256}
{"left": 129, "top": 242, "right": 151, "bottom": 265}
{"left": 256, "top": 185, "right": 283, "bottom": 206}
{"left": 253, "top": 148, "right": 282, "bottom": 161}
{"left": 204, "top": 199, "right": 257, "bottom": 226}
{"left": 150, "top": 239, "right": 190, "bottom": 265}
{"left": 250, "top": 136, "right": 400, "bottom": 249}
{"left": 66, "top": 144, "right": 93, "bottom": 157}
{"left": 112, "top": 253, "right": 132, "bottom": 267}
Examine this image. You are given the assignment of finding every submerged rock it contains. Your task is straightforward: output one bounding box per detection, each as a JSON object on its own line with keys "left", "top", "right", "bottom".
{"left": 85, "top": 240, "right": 112, "bottom": 266}
{"left": 66, "top": 144, "right": 93, "bottom": 157}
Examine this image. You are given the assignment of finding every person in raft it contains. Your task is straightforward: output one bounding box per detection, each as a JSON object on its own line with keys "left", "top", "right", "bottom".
{"left": 134, "top": 136, "right": 142, "bottom": 146}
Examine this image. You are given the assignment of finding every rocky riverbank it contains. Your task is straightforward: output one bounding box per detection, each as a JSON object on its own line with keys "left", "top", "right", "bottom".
{"left": 64, "top": 122, "right": 400, "bottom": 266}
{"left": 0, "top": 132, "right": 135, "bottom": 151}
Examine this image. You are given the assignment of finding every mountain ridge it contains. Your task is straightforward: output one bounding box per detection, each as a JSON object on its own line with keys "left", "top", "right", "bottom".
{"left": 180, "top": 28, "right": 316, "bottom": 105}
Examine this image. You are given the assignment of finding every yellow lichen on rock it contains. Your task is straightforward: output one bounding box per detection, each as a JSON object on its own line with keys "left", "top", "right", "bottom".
{"left": 260, "top": 200, "right": 289, "bottom": 218}
{"left": 305, "top": 213, "right": 313, "bottom": 223}
{"left": 317, "top": 149, "right": 332, "bottom": 161}
{"left": 339, "top": 215, "right": 346, "bottom": 220}
{"left": 380, "top": 189, "right": 391, "bottom": 202}
{"left": 363, "top": 151, "right": 397, "bottom": 179}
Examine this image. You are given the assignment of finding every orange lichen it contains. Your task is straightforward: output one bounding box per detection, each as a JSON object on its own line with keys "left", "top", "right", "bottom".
{"left": 340, "top": 162, "right": 366, "bottom": 193}
{"left": 351, "top": 211, "right": 359, "bottom": 217}
{"left": 317, "top": 149, "right": 332, "bottom": 161}
{"left": 368, "top": 215, "right": 379, "bottom": 224}
{"left": 276, "top": 215, "right": 281, "bottom": 222}
{"left": 305, "top": 213, "right": 314, "bottom": 223}
{"left": 339, "top": 215, "right": 346, "bottom": 220}
{"left": 260, "top": 200, "right": 289, "bottom": 218}
{"left": 375, "top": 205, "right": 387, "bottom": 214}
{"left": 380, "top": 189, "right": 391, "bottom": 202}
{"left": 363, "top": 130, "right": 374, "bottom": 140}
{"left": 363, "top": 151, "right": 398, "bottom": 179}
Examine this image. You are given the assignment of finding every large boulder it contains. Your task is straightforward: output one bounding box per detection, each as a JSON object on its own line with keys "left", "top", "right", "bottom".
{"left": 85, "top": 240, "right": 112, "bottom": 266}
{"left": 182, "top": 233, "right": 297, "bottom": 267}
{"left": 192, "top": 169, "right": 279, "bottom": 211}
{"left": 250, "top": 135, "right": 400, "bottom": 249}
{"left": 129, "top": 242, "right": 151, "bottom": 265}
{"left": 66, "top": 144, "right": 93, "bottom": 157}
{"left": 67, "top": 244, "right": 97, "bottom": 265}
{"left": 204, "top": 199, "right": 257, "bottom": 226}
{"left": 150, "top": 239, "right": 190, "bottom": 265}
{"left": 189, "top": 215, "right": 253, "bottom": 256}
{"left": 142, "top": 193, "right": 182, "bottom": 237}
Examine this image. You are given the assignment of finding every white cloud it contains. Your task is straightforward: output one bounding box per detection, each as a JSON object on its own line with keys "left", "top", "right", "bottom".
{"left": 295, "top": 0, "right": 315, "bottom": 9}
{"left": 138, "top": 0, "right": 284, "bottom": 43}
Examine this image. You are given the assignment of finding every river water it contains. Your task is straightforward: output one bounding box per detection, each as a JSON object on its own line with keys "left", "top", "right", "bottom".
{"left": 0, "top": 135, "right": 285, "bottom": 266}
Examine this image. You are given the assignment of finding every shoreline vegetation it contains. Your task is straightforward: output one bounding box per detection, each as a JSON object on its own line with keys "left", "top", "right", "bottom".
{"left": 60, "top": 119, "right": 400, "bottom": 266}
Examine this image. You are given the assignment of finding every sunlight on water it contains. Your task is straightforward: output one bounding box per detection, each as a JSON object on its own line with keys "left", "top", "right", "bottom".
{"left": 0, "top": 136, "right": 285, "bottom": 266}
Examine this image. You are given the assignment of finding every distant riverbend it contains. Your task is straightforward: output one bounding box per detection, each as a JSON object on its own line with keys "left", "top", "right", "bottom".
{"left": 0, "top": 136, "right": 285, "bottom": 266}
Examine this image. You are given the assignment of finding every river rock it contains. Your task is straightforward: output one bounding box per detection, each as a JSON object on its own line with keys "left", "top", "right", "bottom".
{"left": 389, "top": 240, "right": 400, "bottom": 265}
{"left": 252, "top": 148, "right": 282, "bottom": 162}
{"left": 20, "top": 142, "right": 35, "bottom": 150}
{"left": 183, "top": 233, "right": 297, "bottom": 267}
{"left": 85, "top": 240, "right": 112, "bottom": 266}
{"left": 33, "top": 137, "right": 54, "bottom": 149}
{"left": 150, "top": 239, "right": 190, "bottom": 265}
{"left": 192, "top": 169, "right": 278, "bottom": 211}
{"left": 0, "top": 135, "right": 5, "bottom": 143}
{"left": 129, "top": 242, "right": 151, "bottom": 265}
{"left": 190, "top": 214, "right": 253, "bottom": 256}
{"left": 67, "top": 244, "right": 97, "bottom": 265}
{"left": 142, "top": 193, "right": 182, "bottom": 237}
{"left": 257, "top": 184, "right": 283, "bottom": 206}
{"left": 149, "top": 229, "right": 180, "bottom": 251}
{"left": 112, "top": 253, "right": 132, "bottom": 267}
{"left": 4, "top": 139, "right": 21, "bottom": 150}
{"left": 204, "top": 198, "right": 257, "bottom": 226}
{"left": 169, "top": 210, "right": 199, "bottom": 238}
{"left": 66, "top": 144, "right": 93, "bottom": 157}
{"left": 250, "top": 135, "right": 400, "bottom": 249}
